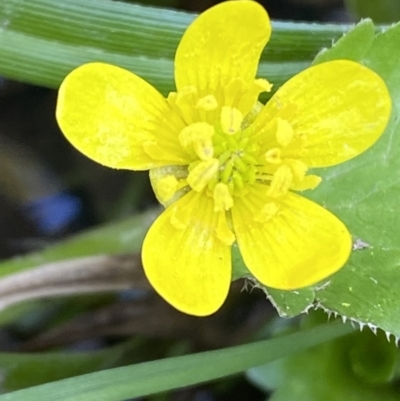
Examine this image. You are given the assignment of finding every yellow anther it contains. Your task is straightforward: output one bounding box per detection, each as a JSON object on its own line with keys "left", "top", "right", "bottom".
{"left": 286, "top": 159, "right": 308, "bottom": 181}
{"left": 291, "top": 174, "right": 322, "bottom": 191}
{"left": 175, "top": 85, "right": 197, "bottom": 102}
{"left": 254, "top": 202, "right": 279, "bottom": 223}
{"left": 187, "top": 158, "right": 219, "bottom": 192}
{"left": 220, "top": 106, "right": 243, "bottom": 135}
{"left": 268, "top": 165, "right": 293, "bottom": 198}
{"left": 179, "top": 122, "right": 215, "bottom": 160}
{"left": 196, "top": 95, "right": 218, "bottom": 111}
{"left": 168, "top": 87, "right": 198, "bottom": 108}
{"left": 213, "top": 182, "right": 234, "bottom": 212}
{"left": 276, "top": 118, "right": 294, "bottom": 147}
{"left": 193, "top": 142, "right": 214, "bottom": 160}
{"left": 152, "top": 174, "right": 179, "bottom": 203}
{"left": 179, "top": 123, "right": 215, "bottom": 147}
{"left": 254, "top": 78, "right": 273, "bottom": 93}
{"left": 265, "top": 148, "right": 282, "bottom": 164}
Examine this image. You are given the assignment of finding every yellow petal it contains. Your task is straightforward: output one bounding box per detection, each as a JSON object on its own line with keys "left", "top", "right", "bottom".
{"left": 56, "top": 62, "right": 190, "bottom": 170}
{"left": 142, "top": 191, "right": 231, "bottom": 316}
{"left": 255, "top": 60, "right": 391, "bottom": 167}
{"left": 175, "top": 1, "right": 271, "bottom": 98}
{"left": 231, "top": 184, "right": 352, "bottom": 289}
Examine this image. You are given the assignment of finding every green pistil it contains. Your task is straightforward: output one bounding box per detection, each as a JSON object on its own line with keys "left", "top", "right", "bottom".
{"left": 218, "top": 150, "right": 232, "bottom": 165}
{"left": 210, "top": 130, "right": 259, "bottom": 194}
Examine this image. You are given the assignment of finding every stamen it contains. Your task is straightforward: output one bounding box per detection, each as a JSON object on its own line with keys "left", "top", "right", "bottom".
{"left": 187, "top": 158, "right": 219, "bottom": 192}
{"left": 268, "top": 165, "right": 293, "bottom": 197}
{"left": 265, "top": 148, "right": 282, "bottom": 164}
{"left": 179, "top": 122, "right": 215, "bottom": 160}
{"left": 220, "top": 106, "right": 243, "bottom": 135}
{"left": 213, "top": 182, "right": 234, "bottom": 211}
{"left": 235, "top": 79, "right": 273, "bottom": 118}
{"left": 207, "top": 174, "right": 219, "bottom": 191}
{"left": 175, "top": 86, "right": 197, "bottom": 101}
{"left": 167, "top": 86, "right": 198, "bottom": 124}
{"left": 196, "top": 95, "right": 218, "bottom": 111}
{"left": 253, "top": 78, "right": 273, "bottom": 93}
{"left": 255, "top": 172, "right": 273, "bottom": 181}
{"left": 286, "top": 159, "right": 308, "bottom": 181}
{"left": 245, "top": 166, "right": 257, "bottom": 184}
{"left": 291, "top": 175, "right": 322, "bottom": 191}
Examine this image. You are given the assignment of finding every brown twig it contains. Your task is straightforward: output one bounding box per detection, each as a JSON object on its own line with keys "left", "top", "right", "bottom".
{"left": 0, "top": 253, "right": 150, "bottom": 310}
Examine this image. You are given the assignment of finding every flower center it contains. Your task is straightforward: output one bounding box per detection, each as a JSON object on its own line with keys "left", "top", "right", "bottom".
{"left": 150, "top": 89, "right": 322, "bottom": 212}
{"left": 177, "top": 105, "right": 264, "bottom": 211}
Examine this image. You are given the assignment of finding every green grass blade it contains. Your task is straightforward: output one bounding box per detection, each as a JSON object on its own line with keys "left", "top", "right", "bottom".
{"left": 0, "top": 0, "right": 351, "bottom": 90}
{"left": 1, "top": 0, "right": 349, "bottom": 61}
{"left": 0, "top": 28, "right": 309, "bottom": 93}
{"left": 0, "top": 321, "right": 352, "bottom": 401}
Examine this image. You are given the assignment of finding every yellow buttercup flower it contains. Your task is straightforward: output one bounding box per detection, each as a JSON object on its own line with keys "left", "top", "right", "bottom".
{"left": 56, "top": 1, "right": 391, "bottom": 316}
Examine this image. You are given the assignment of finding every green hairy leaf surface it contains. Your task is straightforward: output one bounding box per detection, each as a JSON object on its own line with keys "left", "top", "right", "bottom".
{"left": 263, "top": 20, "right": 400, "bottom": 337}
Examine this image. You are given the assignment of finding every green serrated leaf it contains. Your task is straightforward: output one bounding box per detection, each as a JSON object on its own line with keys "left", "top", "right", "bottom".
{"left": 265, "top": 21, "right": 400, "bottom": 336}
{"left": 313, "top": 19, "right": 375, "bottom": 64}
{"left": 266, "top": 288, "right": 314, "bottom": 317}
{"left": 232, "top": 245, "right": 313, "bottom": 317}
{"left": 247, "top": 313, "right": 400, "bottom": 401}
